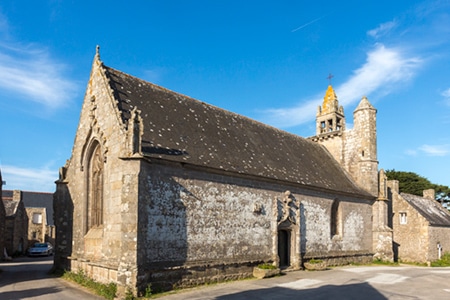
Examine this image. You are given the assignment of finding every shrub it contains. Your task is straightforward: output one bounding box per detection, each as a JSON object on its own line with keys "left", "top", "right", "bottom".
{"left": 144, "top": 284, "right": 152, "bottom": 297}
{"left": 431, "top": 252, "right": 450, "bottom": 267}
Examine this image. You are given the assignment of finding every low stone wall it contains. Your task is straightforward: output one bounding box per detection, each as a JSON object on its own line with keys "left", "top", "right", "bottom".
{"left": 303, "top": 251, "right": 374, "bottom": 266}
{"left": 67, "top": 257, "right": 119, "bottom": 285}
{"left": 139, "top": 261, "right": 259, "bottom": 292}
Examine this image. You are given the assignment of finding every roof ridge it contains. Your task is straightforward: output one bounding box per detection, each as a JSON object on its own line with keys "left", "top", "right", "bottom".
{"left": 3, "top": 189, "right": 53, "bottom": 195}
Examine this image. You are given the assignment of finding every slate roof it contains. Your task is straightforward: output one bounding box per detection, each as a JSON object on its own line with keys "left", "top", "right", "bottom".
{"left": 401, "top": 193, "right": 450, "bottom": 226}
{"left": 103, "top": 65, "right": 372, "bottom": 197}
{"left": 1, "top": 190, "right": 54, "bottom": 225}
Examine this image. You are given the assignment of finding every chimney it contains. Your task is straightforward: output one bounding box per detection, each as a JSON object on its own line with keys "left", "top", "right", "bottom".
{"left": 387, "top": 180, "right": 399, "bottom": 194}
{"left": 423, "top": 189, "right": 435, "bottom": 200}
{"left": 13, "top": 190, "right": 22, "bottom": 201}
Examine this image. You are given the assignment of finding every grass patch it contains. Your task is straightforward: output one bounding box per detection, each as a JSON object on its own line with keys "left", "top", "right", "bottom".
{"left": 257, "top": 263, "right": 277, "bottom": 269}
{"left": 371, "top": 259, "right": 399, "bottom": 266}
{"left": 398, "top": 260, "right": 427, "bottom": 267}
{"left": 307, "top": 259, "right": 324, "bottom": 264}
{"left": 431, "top": 252, "right": 450, "bottom": 267}
{"left": 62, "top": 269, "right": 116, "bottom": 300}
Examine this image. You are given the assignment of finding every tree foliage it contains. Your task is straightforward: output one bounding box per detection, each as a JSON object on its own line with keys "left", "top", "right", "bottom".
{"left": 385, "top": 170, "right": 450, "bottom": 204}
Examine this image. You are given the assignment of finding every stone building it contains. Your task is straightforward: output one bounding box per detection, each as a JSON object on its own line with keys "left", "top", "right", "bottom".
{"left": 2, "top": 190, "right": 56, "bottom": 246}
{"left": 0, "top": 169, "right": 6, "bottom": 260}
{"left": 2, "top": 190, "right": 28, "bottom": 256}
{"left": 55, "top": 48, "right": 388, "bottom": 295}
{"left": 27, "top": 207, "right": 48, "bottom": 245}
{"left": 388, "top": 181, "right": 450, "bottom": 263}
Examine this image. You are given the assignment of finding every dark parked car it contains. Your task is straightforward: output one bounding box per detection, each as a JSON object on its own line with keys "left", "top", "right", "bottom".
{"left": 27, "top": 242, "right": 53, "bottom": 256}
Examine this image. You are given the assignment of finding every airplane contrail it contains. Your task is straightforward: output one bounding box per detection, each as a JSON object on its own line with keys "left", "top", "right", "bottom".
{"left": 291, "top": 14, "right": 329, "bottom": 32}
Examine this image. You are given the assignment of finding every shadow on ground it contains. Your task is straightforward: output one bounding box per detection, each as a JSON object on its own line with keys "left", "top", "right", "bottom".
{"left": 216, "top": 282, "right": 387, "bottom": 300}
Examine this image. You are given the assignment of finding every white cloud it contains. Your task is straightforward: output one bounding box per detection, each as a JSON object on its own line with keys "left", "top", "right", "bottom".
{"left": 1, "top": 164, "right": 57, "bottom": 192}
{"left": 0, "top": 43, "right": 78, "bottom": 110}
{"left": 419, "top": 144, "right": 450, "bottom": 156}
{"left": 335, "top": 44, "right": 421, "bottom": 105}
{"left": 367, "top": 21, "right": 397, "bottom": 38}
{"left": 441, "top": 88, "right": 450, "bottom": 106}
{"left": 405, "top": 149, "right": 418, "bottom": 156}
{"left": 258, "top": 44, "right": 422, "bottom": 128}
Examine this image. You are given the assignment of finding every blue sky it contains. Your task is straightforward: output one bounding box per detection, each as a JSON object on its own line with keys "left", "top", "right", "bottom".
{"left": 0, "top": 0, "right": 449, "bottom": 192}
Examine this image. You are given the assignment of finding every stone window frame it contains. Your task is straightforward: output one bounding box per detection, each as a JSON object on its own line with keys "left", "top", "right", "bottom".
{"left": 330, "top": 199, "right": 343, "bottom": 238}
{"left": 84, "top": 139, "right": 105, "bottom": 233}
{"left": 399, "top": 212, "right": 407, "bottom": 225}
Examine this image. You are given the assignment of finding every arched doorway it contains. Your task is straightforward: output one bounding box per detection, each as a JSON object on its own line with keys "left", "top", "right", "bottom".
{"left": 278, "top": 230, "right": 290, "bottom": 267}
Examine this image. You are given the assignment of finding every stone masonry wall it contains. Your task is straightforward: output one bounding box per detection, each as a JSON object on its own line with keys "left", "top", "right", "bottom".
{"left": 135, "top": 161, "right": 374, "bottom": 292}
{"left": 346, "top": 105, "right": 378, "bottom": 197}
{"left": 26, "top": 207, "right": 47, "bottom": 244}
{"left": 391, "top": 192, "right": 429, "bottom": 263}
{"left": 428, "top": 227, "right": 450, "bottom": 262}
{"left": 314, "top": 134, "right": 344, "bottom": 165}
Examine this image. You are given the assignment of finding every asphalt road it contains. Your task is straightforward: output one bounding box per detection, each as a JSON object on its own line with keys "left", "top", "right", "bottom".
{"left": 0, "top": 256, "right": 103, "bottom": 300}
{"left": 159, "top": 265, "right": 450, "bottom": 300}
{"left": 2, "top": 258, "right": 450, "bottom": 300}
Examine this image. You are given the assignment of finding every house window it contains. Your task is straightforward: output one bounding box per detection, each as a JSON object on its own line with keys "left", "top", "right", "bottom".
{"left": 32, "top": 232, "right": 37, "bottom": 239}
{"left": 87, "top": 142, "right": 104, "bottom": 230}
{"left": 399, "top": 212, "right": 407, "bottom": 224}
{"left": 32, "top": 213, "right": 43, "bottom": 224}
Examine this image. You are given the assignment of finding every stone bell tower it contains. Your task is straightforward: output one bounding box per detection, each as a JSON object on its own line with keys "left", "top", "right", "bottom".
{"left": 310, "top": 85, "right": 346, "bottom": 168}
{"left": 350, "top": 96, "right": 378, "bottom": 196}
{"left": 316, "top": 85, "right": 345, "bottom": 136}
{"left": 310, "top": 86, "right": 379, "bottom": 197}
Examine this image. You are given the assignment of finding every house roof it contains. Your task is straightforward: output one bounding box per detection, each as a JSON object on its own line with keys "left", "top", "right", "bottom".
{"left": 401, "top": 193, "right": 450, "bottom": 226}
{"left": 1, "top": 190, "right": 54, "bottom": 225}
{"left": 101, "top": 63, "right": 372, "bottom": 197}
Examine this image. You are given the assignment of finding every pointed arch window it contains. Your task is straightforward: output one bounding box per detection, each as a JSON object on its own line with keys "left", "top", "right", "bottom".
{"left": 87, "top": 141, "right": 104, "bottom": 230}
{"left": 331, "top": 199, "right": 342, "bottom": 237}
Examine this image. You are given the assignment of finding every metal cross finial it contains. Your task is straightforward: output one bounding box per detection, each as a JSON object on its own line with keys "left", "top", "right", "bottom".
{"left": 326, "top": 73, "right": 334, "bottom": 85}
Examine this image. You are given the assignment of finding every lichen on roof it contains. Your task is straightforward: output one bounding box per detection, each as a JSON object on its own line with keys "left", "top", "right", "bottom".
{"left": 102, "top": 65, "right": 371, "bottom": 197}
{"left": 401, "top": 193, "right": 450, "bottom": 226}
{"left": 321, "top": 85, "right": 338, "bottom": 114}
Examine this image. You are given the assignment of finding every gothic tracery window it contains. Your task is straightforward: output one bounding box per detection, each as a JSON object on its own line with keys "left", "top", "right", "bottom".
{"left": 87, "top": 142, "right": 103, "bottom": 230}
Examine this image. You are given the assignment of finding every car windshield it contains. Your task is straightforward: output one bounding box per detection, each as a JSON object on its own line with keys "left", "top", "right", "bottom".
{"left": 34, "top": 243, "right": 47, "bottom": 248}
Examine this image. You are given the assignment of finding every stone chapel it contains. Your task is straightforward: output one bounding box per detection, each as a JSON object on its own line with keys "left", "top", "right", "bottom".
{"left": 54, "top": 48, "right": 392, "bottom": 296}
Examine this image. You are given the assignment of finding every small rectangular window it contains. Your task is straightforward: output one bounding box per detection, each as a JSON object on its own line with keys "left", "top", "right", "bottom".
{"left": 33, "top": 213, "right": 43, "bottom": 224}
{"left": 399, "top": 212, "right": 407, "bottom": 225}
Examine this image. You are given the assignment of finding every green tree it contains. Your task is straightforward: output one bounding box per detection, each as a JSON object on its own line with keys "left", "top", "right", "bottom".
{"left": 385, "top": 170, "right": 450, "bottom": 208}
